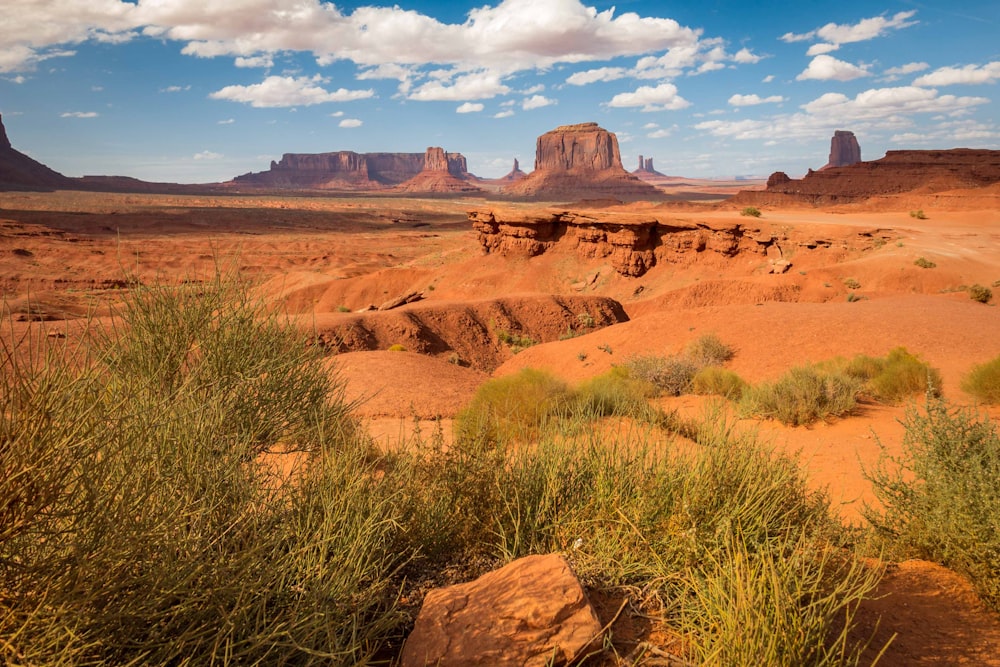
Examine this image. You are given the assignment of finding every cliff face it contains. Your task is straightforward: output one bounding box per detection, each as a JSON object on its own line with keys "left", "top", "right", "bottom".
{"left": 469, "top": 208, "right": 796, "bottom": 277}
{"left": 503, "top": 123, "right": 662, "bottom": 199}
{"left": 0, "top": 114, "right": 73, "bottom": 190}
{"left": 821, "top": 131, "right": 862, "bottom": 170}
{"left": 747, "top": 149, "right": 1000, "bottom": 203}
{"left": 395, "top": 147, "right": 483, "bottom": 193}
{"left": 233, "top": 148, "right": 474, "bottom": 190}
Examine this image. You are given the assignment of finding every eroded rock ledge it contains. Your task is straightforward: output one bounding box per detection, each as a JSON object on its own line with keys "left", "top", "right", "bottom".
{"left": 469, "top": 209, "right": 793, "bottom": 277}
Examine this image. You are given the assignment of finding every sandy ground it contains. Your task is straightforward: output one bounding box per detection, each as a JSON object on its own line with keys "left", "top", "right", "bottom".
{"left": 2, "top": 188, "right": 998, "bottom": 663}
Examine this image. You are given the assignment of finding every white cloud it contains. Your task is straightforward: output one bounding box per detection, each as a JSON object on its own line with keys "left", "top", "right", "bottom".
{"left": 522, "top": 94, "right": 555, "bottom": 110}
{"left": 210, "top": 75, "right": 374, "bottom": 107}
{"left": 607, "top": 83, "right": 690, "bottom": 112}
{"left": 643, "top": 122, "right": 659, "bottom": 129}
{"left": 217, "top": 118, "right": 234, "bottom": 124}
{"left": 6, "top": 75, "right": 27, "bottom": 84}
{"left": 914, "top": 62, "right": 1000, "bottom": 87}
{"left": 493, "top": 110, "right": 514, "bottom": 118}
{"left": 781, "top": 11, "right": 917, "bottom": 48}
{"left": 339, "top": 118, "right": 362, "bottom": 128}
{"left": 160, "top": 85, "right": 190, "bottom": 93}
{"left": 330, "top": 111, "right": 344, "bottom": 117}
{"left": 521, "top": 84, "right": 545, "bottom": 95}
{"left": 566, "top": 67, "right": 627, "bottom": 85}
{"left": 796, "top": 55, "right": 870, "bottom": 82}
{"left": 762, "top": 75, "right": 774, "bottom": 83}
{"left": 728, "top": 93, "right": 784, "bottom": 106}
{"left": 234, "top": 54, "right": 273, "bottom": 68}
{"left": 732, "top": 48, "right": 761, "bottom": 64}
{"left": 806, "top": 43, "right": 838, "bottom": 56}
{"left": 456, "top": 102, "right": 484, "bottom": 113}
{"left": 193, "top": 150, "right": 222, "bottom": 160}
{"left": 647, "top": 128, "right": 673, "bottom": 139}
{"left": 408, "top": 70, "right": 509, "bottom": 101}
{"left": 884, "top": 62, "right": 929, "bottom": 77}
{"left": 801, "top": 86, "right": 989, "bottom": 119}
{"left": 60, "top": 111, "right": 98, "bottom": 118}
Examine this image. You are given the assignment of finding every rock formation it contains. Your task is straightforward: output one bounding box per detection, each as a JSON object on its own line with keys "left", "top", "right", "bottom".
{"left": 502, "top": 122, "right": 662, "bottom": 199}
{"left": 401, "top": 554, "right": 602, "bottom": 667}
{"left": 232, "top": 148, "right": 476, "bottom": 191}
{"left": 0, "top": 114, "right": 73, "bottom": 190}
{"left": 632, "top": 155, "right": 664, "bottom": 177}
{"left": 395, "top": 147, "right": 483, "bottom": 193}
{"left": 822, "top": 130, "right": 862, "bottom": 170}
{"left": 497, "top": 158, "right": 527, "bottom": 181}
{"left": 738, "top": 149, "right": 1000, "bottom": 205}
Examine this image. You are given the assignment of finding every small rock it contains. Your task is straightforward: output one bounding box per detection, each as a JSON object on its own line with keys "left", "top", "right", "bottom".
{"left": 401, "top": 553, "right": 603, "bottom": 667}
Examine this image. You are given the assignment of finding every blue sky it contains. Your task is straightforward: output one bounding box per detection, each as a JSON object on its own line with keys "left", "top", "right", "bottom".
{"left": 2, "top": 0, "right": 998, "bottom": 182}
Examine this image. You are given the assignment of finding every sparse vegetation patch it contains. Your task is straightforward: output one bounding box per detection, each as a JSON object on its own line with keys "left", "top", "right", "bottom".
{"left": 740, "top": 206, "right": 762, "bottom": 218}
{"left": 961, "top": 355, "right": 1000, "bottom": 404}
{"left": 968, "top": 284, "right": 993, "bottom": 304}
{"left": 913, "top": 257, "right": 936, "bottom": 269}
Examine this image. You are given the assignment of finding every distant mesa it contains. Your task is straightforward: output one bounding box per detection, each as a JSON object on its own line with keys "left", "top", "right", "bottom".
{"left": 395, "top": 147, "right": 483, "bottom": 193}
{"left": 632, "top": 155, "right": 665, "bottom": 177}
{"left": 502, "top": 122, "right": 662, "bottom": 199}
{"left": 232, "top": 147, "right": 479, "bottom": 192}
{"left": 821, "top": 130, "right": 862, "bottom": 171}
{"left": 0, "top": 113, "right": 73, "bottom": 190}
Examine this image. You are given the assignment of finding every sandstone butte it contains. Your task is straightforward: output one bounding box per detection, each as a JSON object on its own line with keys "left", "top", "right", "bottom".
{"left": 394, "top": 147, "right": 483, "bottom": 193}
{"left": 501, "top": 122, "right": 663, "bottom": 199}
{"left": 821, "top": 130, "right": 862, "bottom": 170}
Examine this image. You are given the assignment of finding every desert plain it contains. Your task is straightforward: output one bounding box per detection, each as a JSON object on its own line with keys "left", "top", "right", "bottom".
{"left": 2, "top": 174, "right": 999, "bottom": 663}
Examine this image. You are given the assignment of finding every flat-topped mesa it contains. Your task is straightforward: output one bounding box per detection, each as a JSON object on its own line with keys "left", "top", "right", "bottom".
{"left": 395, "top": 147, "right": 482, "bottom": 193}
{"left": 503, "top": 122, "right": 662, "bottom": 198}
{"left": 821, "top": 130, "right": 861, "bottom": 170}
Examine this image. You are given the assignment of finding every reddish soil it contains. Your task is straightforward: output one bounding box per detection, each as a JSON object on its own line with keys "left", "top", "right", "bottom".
{"left": 2, "top": 187, "right": 999, "bottom": 663}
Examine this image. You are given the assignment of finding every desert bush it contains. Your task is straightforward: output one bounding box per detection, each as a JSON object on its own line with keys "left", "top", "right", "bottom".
{"left": 685, "top": 333, "right": 736, "bottom": 367}
{"left": 830, "top": 347, "right": 942, "bottom": 403}
{"left": 910, "top": 209, "right": 927, "bottom": 220}
{"left": 968, "top": 284, "right": 993, "bottom": 304}
{"left": 913, "top": 257, "right": 936, "bottom": 269}
{"left": 623, "top": 354, "right": 700, "bottom": 396}
{"left": 962, "top": 355, "right": 1000, "bottom": 404}
{"left": 453, "top": 368, "right": 573, "bottom": 445}
{"left": 865, "top": 402, "right": 1000, "bottom": 609}
{"left": 843, "top": 278, "right": 861, "bottom": 290}
{"left": 573, "top": 367, "right": 659, "bottom": 420}
{"left": 740, "top": 365, "right": 860, "bottom": 426}
{"left": 388, "top": 343, "right": 407, "bottom": 351}
{"left": 496, "top": 328, "right": 538, "bottom": 353}
{"left": 0, "top": 277, "right": 400, "bottom": 665}
{"left": 740, "top": 206, "right": 762, "bottom": 218}
{"left": 692, "top": 366, "right": 748, "bottom": 400}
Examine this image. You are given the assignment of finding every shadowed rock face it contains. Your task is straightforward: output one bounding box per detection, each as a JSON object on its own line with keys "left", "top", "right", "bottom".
{"left": 503, "top": 123, "right": 662, "bottom": 198}
{"left": 0, "top": 114, "right": 73, "bottom": 190}
{"left": 823, "top": 130, "right": 862, "bottom": 170}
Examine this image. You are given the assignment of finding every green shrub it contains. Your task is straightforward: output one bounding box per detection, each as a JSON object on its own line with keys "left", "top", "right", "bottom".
{"left": 962, "top": 355, "right": 1000, "bottom": 404}
{"left": 740, "top": 206, "right": 762, "bottom": 218}
{"left": 453, "top": 368, "right": 573, "bottom": 445}
{"left": 910, "top": 209, "right": 927, "bottom": 220}
{"left": 573, "top": 367, "right": 659, "bottom": 420}
{"left": 496, "top": 328, "right": 538, "bottom": 353}
{"left": 740, "top": 366, "right": 860, "bottom": 426}
{"left": 865, "top": 402, "right": 1000, "bottom": 609}
{"left": 623, "top": 354, "right": 700, "bottom": 396}
{"left": 913, "top": 257, "right": 936, "bottom": 269}
{"left": 835, "top": 347, "right": 942, "bottom": 403}
{"left": 692, "top": 366, "right": 748, "bottom": 400}
{"left": 843, "top": 278, "right": 861, "bottom": 290}
{"left": 685, "top": 333, "right": 736, "bottom": 367}
{"left": 968, "top": 284, "right": 993, "bottom": 304}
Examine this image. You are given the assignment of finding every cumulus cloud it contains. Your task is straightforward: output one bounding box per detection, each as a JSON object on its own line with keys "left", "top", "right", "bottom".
{"left": 566, "top": 67, "right": 627, "bottom": 85}
{"left": 780, "top": 11, "right": 917, "bottom": 48}
{"left": 234, "top": 54, "right": 273, "bottom": 68}
{"left": 607, "top": 83, "right": 690, "bottom": 111}
{"left": 408, "top": 70, "right": 509, "bottom": 101}
{"left": 456, "top": 102, "right": 484, "bottom": 113}
{"left": 339, "top": 118, "right": 362, "bottom": 128}
{"left": 796, "top": 55, "right": 870, "bottom": 81}
{"left": 160, "top": 85, "right": 190, "bottom": 93}
{"left": 914, "top": 62, "right": 1000, "bottom": 87}
{"left": 762, "top": 74, "right": 774, "bottom": 83}
{"left": 209, "top": 75, "right": 374, "bottom": 107}
{"left": 493, "top": 109, "right": 515, "bottom": 118}
{"left": 883, "top": 62, "right": 929, "bottom": 77}
{"left": 647, "top": 127, "right": 675, "bottom": 139}
{"left": 217, "top": 118, "right": 234, "bottom": 124}
{"left": 522, "top": 94, "right": 555, "bottom": 110}
{"left": 728, "top": 93, "right": 784, "bottom": 106}
{"left": 732, "top": 48, "right": 762, "bottom": 64}
{"left": 193, "top": 150, "right": 222, "bottom": 160}
{"left": 805, "top": 43, "right": 839, "bottom": 56}
{"left": 60, "top": 111, "right": 98, "bottom": 118}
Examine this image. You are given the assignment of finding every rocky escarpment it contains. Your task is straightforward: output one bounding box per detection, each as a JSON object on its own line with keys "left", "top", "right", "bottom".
{"left": 736, "top": 149, "right": 1000, "bottom": 205}
{"left": 470, "top": 208, "right": 799, "bottom": 277}
{"left": 231, "top": 149, "right": 474, "bottom": 190}
{"left": 0, "top": 114, "right": 73, "bottom": 190}
{"left": 395, "top": 147, "right": 482, "bottom": 193}
{"left": 821, "top": 130, "right": 861, "bottom": 170}
{"left": 502, "top": 123, "right": 662, "bottom": 199}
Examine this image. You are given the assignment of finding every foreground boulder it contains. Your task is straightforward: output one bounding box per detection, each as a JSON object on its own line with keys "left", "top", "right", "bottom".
{"left": 401, "top": 554, "right": 602, "bottom": 667}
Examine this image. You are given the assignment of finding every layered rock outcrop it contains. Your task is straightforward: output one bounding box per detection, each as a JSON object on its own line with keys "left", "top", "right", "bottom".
{"left": 232, "top": 148, "right": 475, "bottom": 191}
{"left": 0, "top": 114, "right": 73, "bottom": 190}
{"left": 395, "top": 147, "right": 482, "bottom": 193}
{"left": 738, "top": 149, "right": 1000, "bottom": 205}
{"left": 821, "top": 130, "right": 862, "bottom": 170}
{"left": 470, "top": 207, "right": 797, "bottom": 277}
{"left": 502, "top": 123, "right": 662, "bottom": 199}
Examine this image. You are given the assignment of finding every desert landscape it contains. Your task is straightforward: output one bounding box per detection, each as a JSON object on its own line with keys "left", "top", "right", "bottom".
{"left": 3, "top": 107, "right": 1000, "bottom": 665}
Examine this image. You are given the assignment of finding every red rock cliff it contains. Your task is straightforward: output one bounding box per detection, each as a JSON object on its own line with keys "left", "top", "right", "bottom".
{"left": 822, "top": 130, "right": 861, "bottom": 170}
